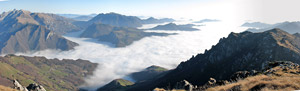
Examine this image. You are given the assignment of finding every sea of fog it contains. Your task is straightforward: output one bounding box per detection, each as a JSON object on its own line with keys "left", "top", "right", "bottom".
{"left": 17, "top": 20, "right": 247, "bottom": 90}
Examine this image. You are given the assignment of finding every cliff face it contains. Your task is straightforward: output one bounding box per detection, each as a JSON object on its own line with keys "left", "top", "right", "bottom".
{"left": 127, "top": 28, "right": 300, "bottom": 90}
{"left": 0, "top": 55, "right": 98, "bottom": 91}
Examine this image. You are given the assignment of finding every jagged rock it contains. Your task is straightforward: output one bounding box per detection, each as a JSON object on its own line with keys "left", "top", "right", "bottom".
{"left": 13, "top": 80, "right": 28, "bottom": 91}
{"left": 207, "top": 78, "right": 216, "bottom": 85}
{"left": 128, "top": 29, "right": 300, "bottom": 91}
{"left": 230, "top": 71, "right": 251, "bottom": 81}
{"left": 26, "top": 83, "right": 46, "bottom": 91}
{"left": 174, "top": 80, "right": 194, "bottom": 91}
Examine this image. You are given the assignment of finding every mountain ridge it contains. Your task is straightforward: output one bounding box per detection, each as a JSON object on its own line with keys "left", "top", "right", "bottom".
{"left": 126, "top": 28, "right": 300, "bottom": 90}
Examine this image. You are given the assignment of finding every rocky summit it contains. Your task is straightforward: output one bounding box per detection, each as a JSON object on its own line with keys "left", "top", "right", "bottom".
{"left": 126, "top": 28, "right": 300, "bottom": 90}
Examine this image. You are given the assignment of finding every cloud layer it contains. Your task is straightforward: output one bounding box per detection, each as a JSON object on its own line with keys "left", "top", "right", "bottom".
{"left": 16, "top": 20, "right": 246, "bottom": 90}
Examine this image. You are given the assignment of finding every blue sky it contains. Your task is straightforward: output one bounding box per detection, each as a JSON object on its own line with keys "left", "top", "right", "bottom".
{"left": 0, "top": 0, "right": 213, "bottom": 15}
{"left": 1, "top": 0, "right": 300, "bottom": 23}
{"left": 1, "top": 0, "right": 237, "bottom": 20}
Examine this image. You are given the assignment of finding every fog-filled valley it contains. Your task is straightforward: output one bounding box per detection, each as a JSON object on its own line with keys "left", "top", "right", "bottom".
{"left": 1, "top": 0, "right": 300, "bottom": 91}
{"left": 14, "top": 20, "right": 246, "bottom": 89}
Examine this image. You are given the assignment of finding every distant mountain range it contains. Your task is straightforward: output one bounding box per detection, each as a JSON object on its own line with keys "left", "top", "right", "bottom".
{"left": 58, "top": 14, "right": 97, "bottom": 21}
{"left": 141, "top": 17, "right": 175, "bottom": 24}
{"left": 193, "top": 19, "right": 220, "bottom": 23}
{"left": 0, "top": 9, "right": 79, "bottom": 54}
{"left": 0, "top": 55, "right": 97, "bottom": 91}
{"left": 81, "top": 12, "right": 176, "bottom": 28}
{"left": 149, "top": 23, "right": 199, "bottom": 31}
{"left": 80, "top": 23, "right": 173, "bottom": 47}
{"left": 109, "top": 28, "right": 300, "bottom": 90}
{"left": 243, "top": 21, "right": 300, "bottom": 34}
{"left": 241, "top": 22, "right": 272, "bottom": 28}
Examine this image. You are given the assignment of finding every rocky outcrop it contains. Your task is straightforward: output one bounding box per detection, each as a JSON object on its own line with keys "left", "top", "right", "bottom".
{"left": 153, "top": 61, "right": 300, "bottom": 91}
{"left": 26, "top": 83, "right": 46, "bottom": 91}
{"left": 174, "top": 80, "right": 194, "bottom": 91}
{"left": 13, "top": 80, "right": 28, "bottom": 91}
{"left": 13, "top": 80, "right": 46, "bottom": 91}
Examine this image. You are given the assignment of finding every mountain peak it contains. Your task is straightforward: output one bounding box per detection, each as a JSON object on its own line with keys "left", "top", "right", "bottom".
{"left": 146, "top": 65, "right": 168, "bottom": 72}
{"left": 265, "top": 28, "right": 289, "bottom": 34}
{"left": 9, "top": 9, "right": 31, "bottom": 15}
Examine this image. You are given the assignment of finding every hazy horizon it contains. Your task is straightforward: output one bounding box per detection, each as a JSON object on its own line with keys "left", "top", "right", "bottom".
{"left": 1, "top": 0, "right": 300, "bottom": 24}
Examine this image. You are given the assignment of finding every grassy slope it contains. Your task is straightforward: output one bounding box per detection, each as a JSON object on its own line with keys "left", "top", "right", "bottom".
{"left": 0, "top": 85, "right": 17, "bottom": 91}
{"left": 0, "top": 55, "right": 97, "bottom": 91}
{"left": 207, "top": 65, "right": 300, "bottom": 91}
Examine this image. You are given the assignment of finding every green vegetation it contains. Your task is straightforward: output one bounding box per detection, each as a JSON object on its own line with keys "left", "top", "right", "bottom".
{"left": 115, "top": 79, "right": 134, "bottom": 86}
{"left": 0, "top": 55, "right": 97, "bottom": 91}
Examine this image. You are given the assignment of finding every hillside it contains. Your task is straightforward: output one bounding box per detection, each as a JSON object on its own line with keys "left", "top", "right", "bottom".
{"left": 127, "top": 28, "right": 300, "bottom": 90}
{"left": 0, "top": 9, "right": 79, "bottom": 54}
{"left": 0, "top": 55, "right": 98, "bottom": 91}
{"left": 97, "top": 79, "right": 134, "bottom": 91}
{"left": 130, "top": 65, "right": 168, "bottom": 82}
{"left": 206, "top": 61, "right": 300, "bottom": 91}
{"left": 97, "top": 65, "right": 169, "bottom": 91}
{"left": 0, "top": 24, "right": 78, "bottom": 54}
{"left": 80, "top": 23, "right": 173, "bottom": 47}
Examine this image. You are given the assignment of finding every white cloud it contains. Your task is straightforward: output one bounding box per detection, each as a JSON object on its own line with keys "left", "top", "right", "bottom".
{"left": 16, "top": 20, "right": 246, "bottom": 90}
